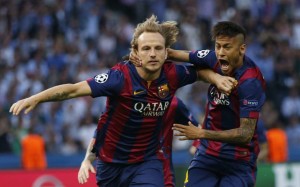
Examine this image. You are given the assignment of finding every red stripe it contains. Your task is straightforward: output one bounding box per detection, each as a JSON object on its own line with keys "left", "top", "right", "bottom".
{"left": 205, "top": 104, "right": 222, "bottom": 156}
{"left": 239, "top": 67, "right": 266, "bottom": 90}
{"left": 99, "top": 65, "right": 132, "bottom": 162}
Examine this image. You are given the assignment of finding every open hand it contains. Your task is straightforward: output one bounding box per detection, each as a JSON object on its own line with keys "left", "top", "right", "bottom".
{"left": 78, "top": 160, "right": 96, "bottom": 184}
{"left": 173, "top": 121, "right": 202, "bottom": 140}
{"left": 9, "top": 97, "right": 38, "bottom": 115}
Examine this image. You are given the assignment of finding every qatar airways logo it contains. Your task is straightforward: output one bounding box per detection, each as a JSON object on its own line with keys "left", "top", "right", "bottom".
{"left": 210, "top": 87, "right": 230, "bottom": 106}
{"left": 134, "top": 101, "right": 170, "bottom": 117}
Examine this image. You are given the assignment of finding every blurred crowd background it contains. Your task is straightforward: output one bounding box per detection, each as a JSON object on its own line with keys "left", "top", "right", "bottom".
{"left": 0, "top": 0, "right": 300, "bottom": 165}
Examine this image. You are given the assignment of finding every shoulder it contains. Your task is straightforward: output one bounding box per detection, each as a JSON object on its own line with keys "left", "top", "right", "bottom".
{"left": 112, "top": 61, "right": 131, "bottom": 71}
{"left": 239, "top": 55, "right": 265, "bottom": 86}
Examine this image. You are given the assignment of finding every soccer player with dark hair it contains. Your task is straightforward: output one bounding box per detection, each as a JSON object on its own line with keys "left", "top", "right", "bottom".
{"left": 10, "top": 16, "right": 236, "bottom": 186}
{"left": 169, "top": 21, "right": 266, "bottom": 187}
{"left": 78, "top": 96, "right": 198, "bottom": 187}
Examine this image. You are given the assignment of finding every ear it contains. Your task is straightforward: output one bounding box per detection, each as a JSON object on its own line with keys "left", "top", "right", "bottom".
{"left": 240, "top": 44, "right": 246, "bottom": 55}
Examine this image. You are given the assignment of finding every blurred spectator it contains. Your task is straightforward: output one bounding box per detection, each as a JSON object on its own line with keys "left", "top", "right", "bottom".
{"left": 0, "top": 115, "right": 12, "bottom": 153}
{"left": 266, "top": 121, "right": 288, "bottom": 163}
{"left": 256, "top": 119, "right": 269, "bottom": 162}
{"left": 285, "top": 115, "right": 300, "bottom": 161}
{"left": 281, "top": 86, "right": 300, "bottom": 119}
{"left": 21, "top": 126, "right": 47, "bottom": 170}
{"left": 77, "top": 115, "right": 97, "bottom": 149}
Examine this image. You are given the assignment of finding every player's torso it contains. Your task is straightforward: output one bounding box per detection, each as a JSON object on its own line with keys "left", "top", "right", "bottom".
{"left": 96, "top": 63, "right": 179, "bottom": 163}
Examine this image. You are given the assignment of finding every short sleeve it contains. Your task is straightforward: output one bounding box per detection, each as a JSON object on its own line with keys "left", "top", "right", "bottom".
{"left": 257, "top": 119, "right": 267, "bottom": 143}
{"left": 86, "top": 69, "right": 124, "bottom": 97}
{"left": 174, "top": 64, "right": 198, "bottom": 88}
{"left": 238, "top": 78, "right": 266, "bottom": 118}
{"left": 189, "top": 50, "right": 218, "bottom": 69}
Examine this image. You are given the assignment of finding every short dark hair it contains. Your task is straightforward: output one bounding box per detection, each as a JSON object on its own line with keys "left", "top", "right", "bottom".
{"left": 211, "top": 21, "right": 246, "bottom": 41}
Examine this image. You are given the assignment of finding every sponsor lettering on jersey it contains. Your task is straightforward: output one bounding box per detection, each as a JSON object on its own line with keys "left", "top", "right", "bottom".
{"left": 210, "top": 87, "right": 230, "bottom": 106}
{"left": 134, "top": 101, "right": 170, "bottom": 117}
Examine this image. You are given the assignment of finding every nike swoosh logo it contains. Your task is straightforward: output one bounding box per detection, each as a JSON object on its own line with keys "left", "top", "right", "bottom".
{"left": 133, "top": 90, "right": 145, "bottom": 95}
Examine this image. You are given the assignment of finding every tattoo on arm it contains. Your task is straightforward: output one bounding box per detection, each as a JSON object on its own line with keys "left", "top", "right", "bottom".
{"left": 202, "top": 118, "right": 257, "bottom": 144}
{"left": 47, "top": 92, "right": 69, "bottom": 101}
{"left": 237, "top": 118, "right": 256, "bottom": 143}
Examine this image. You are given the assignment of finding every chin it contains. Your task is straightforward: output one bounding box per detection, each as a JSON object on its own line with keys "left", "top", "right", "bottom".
{"left": 144, "top": 65, "right": 161, "bottom": 72}
{"left": 221, "top": 70, "right": 230, "bottom": 76}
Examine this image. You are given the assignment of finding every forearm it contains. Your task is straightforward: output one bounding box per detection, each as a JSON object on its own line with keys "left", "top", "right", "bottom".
{"left": 84, "top": 139, "right": 96, "bottom": 162}
{"left": 257, "top": 143, "right": 268, "bottom": 161}
{"left": 197, "top": 69, "right": 221, "bottom": 83}
{"left": 201, "top": 118, "right": 256, "bottom": 145}
{"left": 201, "top": 128, "right": 250, "bottom": 145}
{"left": 30, "top": 82, "right": 90, "bottom": 104}
{"left": 167, "top": 49, "right": 190, "bottom": 62}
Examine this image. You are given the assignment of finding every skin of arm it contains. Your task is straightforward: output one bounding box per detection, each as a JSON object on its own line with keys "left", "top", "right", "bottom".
{"left": 167, "top": 49, "right": 238, "bottom": 95}
{"left": 197, "top": 69, "right": 237, "bottom": 95}
{"left": 10, "top": 81, "right": 91, "bottom": 115}
{"left": 257, "top": 142, "right": 269, "bottom": 162}
{"left": 173, "top": 118, "right": 257, "bottom": 145}
{"left": 78, "top": 138, "right": 97, "bottom": 184}
{"left": 167, "top": 48, "right": 189, "bottom": 62}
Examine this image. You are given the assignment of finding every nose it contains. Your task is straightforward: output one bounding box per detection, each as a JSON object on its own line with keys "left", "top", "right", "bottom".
{"left": 149, "top": 49, "right": 156, "bottom": 58}
{"left": 217, "top": 47, "right": 225, "bottom": 58}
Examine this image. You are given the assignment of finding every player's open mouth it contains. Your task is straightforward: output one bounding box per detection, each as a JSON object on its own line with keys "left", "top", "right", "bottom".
{"left": 219, "top": 59, "right": 230, "bottom": 72}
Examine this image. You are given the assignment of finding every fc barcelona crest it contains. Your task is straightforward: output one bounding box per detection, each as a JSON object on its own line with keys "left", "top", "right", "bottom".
{"left": 158, "top": 84, "right": 169, "bottom": 98}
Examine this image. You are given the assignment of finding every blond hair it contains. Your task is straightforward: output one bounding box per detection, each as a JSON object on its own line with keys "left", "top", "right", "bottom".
{"left": 131, "top": 15, "right": 179, "bottom": 50}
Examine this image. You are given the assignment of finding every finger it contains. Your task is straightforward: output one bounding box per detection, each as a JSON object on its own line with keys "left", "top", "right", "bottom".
{"left": 174, "top": 132, "right": 186, "bottom": 136}
{"left": 9, "top": 103, "right": 16, "bottom": 113}
{"left": 179, "top": 137, "right": 188, "bottom": 141}
{"left": 24, "top": 105, "right": 34, "bottom": 114}
{"left": 173, "top": 123, "right": 187, "bottom": 128}
{"left": 188, "top": 121, "right": 194, "bottom": 126}
{"left": 78, "top": 172, "right": 83, "bottom": 184}
{"left": 11, "top": 101, "right": 22, "bottom": 115}
{"left": 83, "top": 169, "right": 89, "bottom": 180}
{"left": 91, "top": 166, "right": 96, "bottom": 173}
{"left": 15, "top": 101, "right": 27, "bottom": 115}
{"left": 172, "top": 127, "right": 185, "bottom": 132}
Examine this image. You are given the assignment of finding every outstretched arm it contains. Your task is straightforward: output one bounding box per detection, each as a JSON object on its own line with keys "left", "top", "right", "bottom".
{"left": 173, "top": 118, "right": 257, "bottom": 145}
{"left": 10, "top": 81, "right": 91, "bottom": 115}
{"left": 78, "top": 138, "right": 97, "bottom": 184}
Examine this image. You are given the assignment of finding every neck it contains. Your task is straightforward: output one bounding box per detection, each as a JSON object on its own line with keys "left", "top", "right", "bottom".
{"left": 136, "top": 67, "right": 161, "bottom": 81}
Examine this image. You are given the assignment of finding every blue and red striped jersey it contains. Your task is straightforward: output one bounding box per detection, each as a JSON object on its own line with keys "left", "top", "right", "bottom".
{"left": 189, "top": 50, "right": 266, "bottom": 164}
{"left": 159, "top": 96, "right": 198, "bottom": 159}
{"left": 87, "top": 61, "right": 197, "bottom": 164}
{"left": 159, "top": 96, "right": 199, "bottom": 186}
